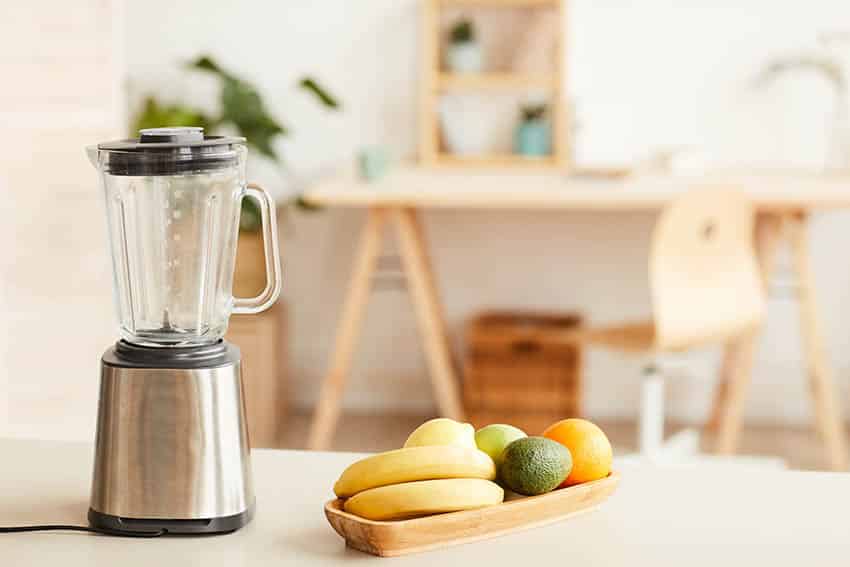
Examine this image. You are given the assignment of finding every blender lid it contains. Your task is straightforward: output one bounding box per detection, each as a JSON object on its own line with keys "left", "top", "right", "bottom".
{"left": 97, "top": 127, "right": 246, "bottom": 176}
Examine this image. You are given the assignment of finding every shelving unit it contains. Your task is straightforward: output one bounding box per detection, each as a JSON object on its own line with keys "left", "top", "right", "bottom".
{"left": 419, "top": 0, "right": 568, "bottom": 169}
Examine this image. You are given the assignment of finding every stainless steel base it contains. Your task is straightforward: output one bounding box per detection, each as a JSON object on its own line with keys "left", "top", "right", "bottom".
{"left": 87, "top": 506, "right": 253, "bottom": 535}
{"left": 89, "top": 341, "right": 254, "bottom": 534}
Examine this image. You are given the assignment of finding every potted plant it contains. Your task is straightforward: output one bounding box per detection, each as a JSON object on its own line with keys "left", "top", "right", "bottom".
{"left": 514, "top": 103, "right": 551, "bottom": 157}
{"left": 446, "top": 19, "right": 482, "bottom": 73}
{"left": 132, "top": 55, "right": 340, "bottom": 295}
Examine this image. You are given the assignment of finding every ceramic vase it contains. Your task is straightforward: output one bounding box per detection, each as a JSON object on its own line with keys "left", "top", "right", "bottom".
{"left": 440, "top": 96, "right": 502, "bottom": 155}
{"left": 514, "top": 120, "right": 551, "bottom": 156}
{"left": 447, "top": 41, "right": 482, "bottom": 73}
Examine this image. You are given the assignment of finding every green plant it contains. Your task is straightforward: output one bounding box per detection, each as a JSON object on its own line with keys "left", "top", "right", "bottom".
{"left": 131, "top": 54, "right": 340, "bottom": 230}
{"left": 449, "top": 19, "right": 475, "bottom": 44}
{"left": 520, "top": 103, "right": 547, "bottom": 123}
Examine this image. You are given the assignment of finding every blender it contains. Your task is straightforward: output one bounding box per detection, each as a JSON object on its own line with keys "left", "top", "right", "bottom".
{"left": 86, "top": 127, "right": 281, "bottom": 534}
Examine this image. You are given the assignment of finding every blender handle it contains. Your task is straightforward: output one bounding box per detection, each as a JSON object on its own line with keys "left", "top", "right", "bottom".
{"left": 232, "top": 183, "right": 283, "bottom": 315}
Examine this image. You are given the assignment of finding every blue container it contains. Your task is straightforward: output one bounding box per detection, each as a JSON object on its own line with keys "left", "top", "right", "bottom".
{"left": 514, "top": 120, "right": 551, "bottom": 157}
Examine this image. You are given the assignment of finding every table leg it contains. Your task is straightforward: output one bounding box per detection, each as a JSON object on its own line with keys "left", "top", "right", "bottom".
{"left": 712, "top": 213, "right": 783, "bottom": 454}
{"left": 787, "top": 213, "right": 848, "bottom": 471}
{"left": 392, "top": 208, "right": 465, "bottom": 420}
{"left": 308, "top": 208, "right": 388, "bottom": 450}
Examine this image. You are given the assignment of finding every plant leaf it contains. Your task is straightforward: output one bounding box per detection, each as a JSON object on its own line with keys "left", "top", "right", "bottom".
{"left": 299, "top": 77, "right": 340, "bottom": 109}
{"left": 188, "top": 55, "right": 234, "bottom": 81}
{"left": 220, "top": 78, "right": 287, "bottom": 160}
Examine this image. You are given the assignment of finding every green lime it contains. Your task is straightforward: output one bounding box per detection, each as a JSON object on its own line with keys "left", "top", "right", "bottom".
{"left": 474, "top": 424, "right": 527, "bottom": 466}
{"left": 499, "top": 436, "right": 572, "bottom": 496}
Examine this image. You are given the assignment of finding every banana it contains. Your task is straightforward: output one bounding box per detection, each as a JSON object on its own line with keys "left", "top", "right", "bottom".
{"left": 343, "top": 478, "right": 504, "bottom": 521}
{"left": 333, "top": 445, "right": 496, "bottom": 498}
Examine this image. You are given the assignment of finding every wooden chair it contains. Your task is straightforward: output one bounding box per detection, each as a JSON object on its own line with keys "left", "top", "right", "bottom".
{"left": 577, "top": 187, "right": 767, "bottom": 459}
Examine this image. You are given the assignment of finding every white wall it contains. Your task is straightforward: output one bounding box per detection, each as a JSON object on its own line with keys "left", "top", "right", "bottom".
{"left": 118, "top": 1, "right": 850, "bottom": 428}
{"left": 1, "top": 0, "right": 124, "bottom": 439}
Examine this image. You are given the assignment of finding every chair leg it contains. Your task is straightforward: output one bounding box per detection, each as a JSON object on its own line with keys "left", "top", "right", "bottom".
{"left": 639, "top": 364, "right": 665, "bottom": 456}
{"left": 713, "top": 336, "right": 759, "bottom": 455}
{"left": 705, "top": 341, "right": 734, "bottom": 434}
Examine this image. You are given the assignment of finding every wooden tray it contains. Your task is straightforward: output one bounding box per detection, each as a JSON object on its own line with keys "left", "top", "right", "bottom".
{"left": 324, "top": 472, "right": 619, "bottom": 557}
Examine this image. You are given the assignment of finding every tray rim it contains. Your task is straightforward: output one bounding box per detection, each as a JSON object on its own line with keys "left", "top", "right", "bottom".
{"left": 324, "top": 470, "right": 620, "bottom": 527}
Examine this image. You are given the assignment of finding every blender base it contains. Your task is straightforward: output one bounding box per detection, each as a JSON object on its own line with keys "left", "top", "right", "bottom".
{"left": 88, "top": 506, "right": 254, "bottom": 535}
{"left": 90, "top": 340, "right": 255, "bottom": 535}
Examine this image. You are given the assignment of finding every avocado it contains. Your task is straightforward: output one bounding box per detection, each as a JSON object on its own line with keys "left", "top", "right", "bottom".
{"left": 499, "top": 436, "right": 572, "bottom": 496}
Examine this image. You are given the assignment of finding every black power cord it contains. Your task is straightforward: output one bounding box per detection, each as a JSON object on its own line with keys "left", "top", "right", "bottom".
{"left": 0, "top": 524, "right": 165, "bottom": 538}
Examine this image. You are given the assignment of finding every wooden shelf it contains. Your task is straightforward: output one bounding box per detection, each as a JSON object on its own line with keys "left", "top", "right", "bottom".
{"left": 438, "top": 0, "right": 557, "bottom": 7}
{"left": 420, "top": 0, "right": 568, "bottom": 170}
{"left": 437, "top": 72, "right": 557, "bottom": 91}
{"left": 435, "top": 153, "right": 561, "bottom": 168}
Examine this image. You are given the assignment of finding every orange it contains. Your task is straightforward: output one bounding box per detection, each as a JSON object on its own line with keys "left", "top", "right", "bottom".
{"left": 542, "top": 418, "right": 612, "bottom": 486}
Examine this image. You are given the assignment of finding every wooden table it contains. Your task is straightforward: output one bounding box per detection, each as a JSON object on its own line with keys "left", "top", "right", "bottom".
{"left": 3, "top": 439, "right": 850, "bottom": 565}
{"left": 303, "top": 166, "right": 850, "bottom": 469}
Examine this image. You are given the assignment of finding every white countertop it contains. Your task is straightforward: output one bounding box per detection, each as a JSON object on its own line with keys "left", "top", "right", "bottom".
{"left": 3, "top": 438, "right": 850, "bottom": 566}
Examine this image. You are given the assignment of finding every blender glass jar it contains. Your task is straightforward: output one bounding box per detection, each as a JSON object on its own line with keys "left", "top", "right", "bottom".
{"left": 91, "top": 127, "right": 281, "bottom": 346}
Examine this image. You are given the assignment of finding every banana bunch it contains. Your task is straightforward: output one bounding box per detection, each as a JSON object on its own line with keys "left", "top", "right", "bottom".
{"left": 333, "top": 419, "right": 504, "bottom": 521}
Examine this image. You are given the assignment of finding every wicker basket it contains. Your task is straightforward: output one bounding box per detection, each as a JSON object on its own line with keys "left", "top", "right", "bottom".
{"left": 463, "top": 311, "right": 583, "bottom": 435}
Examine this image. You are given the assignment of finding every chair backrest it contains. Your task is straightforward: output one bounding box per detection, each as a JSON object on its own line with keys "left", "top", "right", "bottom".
{"left": 649, "top": 187, "right": 765, "bottom": 351}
